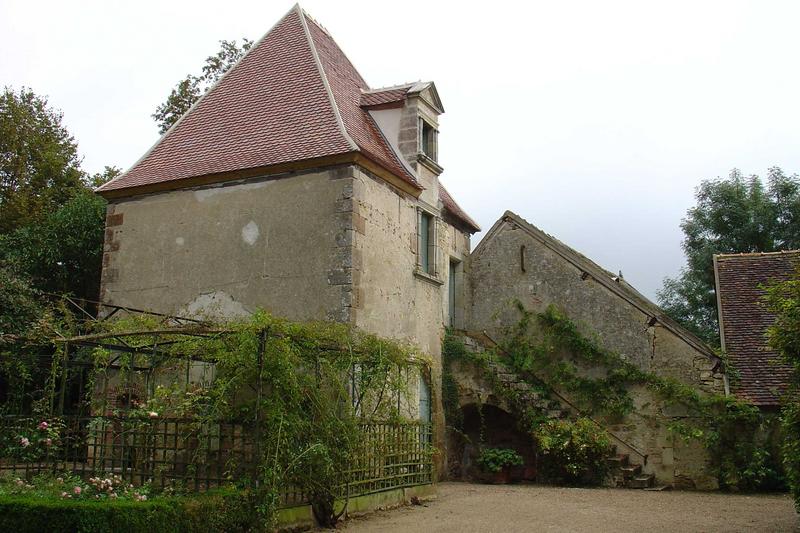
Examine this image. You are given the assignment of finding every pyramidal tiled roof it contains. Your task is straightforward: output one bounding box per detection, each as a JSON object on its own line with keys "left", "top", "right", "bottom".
{"left": 98, "top": 5, "right": 420, "bottom": 196}
{"left": 715, "top": 251, "right": 797, "bottom": 406}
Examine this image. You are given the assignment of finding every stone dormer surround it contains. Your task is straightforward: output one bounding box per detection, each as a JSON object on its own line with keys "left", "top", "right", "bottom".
{"left": 364, "top": 83, "right": 444, "bottom": 209}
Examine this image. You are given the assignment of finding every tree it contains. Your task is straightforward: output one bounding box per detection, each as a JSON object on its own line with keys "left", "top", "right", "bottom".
{"left": 658, "top": 168, "right": 800, "bottom": 346}
{"left": 152, "top": 39, "right": 253, "bottom": 134}
{"left": 763, "top": 273, "right": 800, "bottom": 512}
{"left": 0, "top": 87, "right": 87, "bottom": 233}
{"left": 0, "top": 190, "right": 107, "bottom": 301}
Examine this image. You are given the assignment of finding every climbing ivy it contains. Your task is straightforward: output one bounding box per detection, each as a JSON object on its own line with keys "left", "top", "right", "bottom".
{"left": 445, "top": 302, "right": 785, "bottom": 491}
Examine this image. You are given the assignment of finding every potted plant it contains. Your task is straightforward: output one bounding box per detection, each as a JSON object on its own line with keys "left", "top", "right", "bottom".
{"left": 476, "top": 447, "right": 524, "bottom": 483}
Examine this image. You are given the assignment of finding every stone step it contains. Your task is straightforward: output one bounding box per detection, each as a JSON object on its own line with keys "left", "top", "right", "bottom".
{"left": 607, "top": 454, "right": 630, "bottom": 468}
{"left": 643, "top": 485, "right": 671, "bottom": 491}
{"left": 628, "top": 474, "right": 655, "bottom": 489}
{"left": 546, "top": 409, "right": 565, "bottom": 419}
{"left": 518, "top": 392, "right": 541, "bottom": 402}
{"left": 619, "top": 465, "right": 641, "bottom": 478}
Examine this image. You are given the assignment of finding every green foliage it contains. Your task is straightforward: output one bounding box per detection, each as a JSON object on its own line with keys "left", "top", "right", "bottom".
{"left": 0, "top": 191, "right": 107, "bottom": 300}
{"left": 763, "top": 271, "right": 800, "bottom": 510}
{"left": 448, "top": 302, "right": 784, "bottom": 491}
{"left": 0, "top": 267, "right": 62, "bottom": 412}
{"left": 658, "top": 167, "right": 800, "bottom": 346}
{"left": 476, "top": 448, "right": 523, "bottom": 473}
{"left": 152, "top": 39, "right": 253, "bottom": 134}
{"left": 0, "top": 266, "right": 42, "bottom": 336}
{"left": 502, "top": 303, "right": 643, "bottom": 418}
{"left": 442, "top": 330, "right": 467, "bottom": 432}
{"left": 0, "top": 87, "right": 86, "bottom": 234}
{"left": 534, "top": 418, "right": 613, "bottom": 485}
{"left": 781, "top": 401, "right": 800, "bottom": 511}
{"left": 78, "top": 311, "right": 424, "bottom": 527}
{"left": 0, "top": 487, "right": 263, "bottom": 533}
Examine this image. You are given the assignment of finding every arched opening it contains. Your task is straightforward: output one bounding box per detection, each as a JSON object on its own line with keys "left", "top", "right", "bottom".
{"left": 451, "top": 403, "right": 536, "bottom": 482}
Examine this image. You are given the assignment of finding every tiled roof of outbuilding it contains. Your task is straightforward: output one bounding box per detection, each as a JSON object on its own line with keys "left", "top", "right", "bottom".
{"left": 97, "top": 5, "right": 419, "bottom": 196}
{"left": 439, "top": 184, "right": 480, "bottom": 232}
{"left": 714, "top": 251, "right": 797, "bottom": 406}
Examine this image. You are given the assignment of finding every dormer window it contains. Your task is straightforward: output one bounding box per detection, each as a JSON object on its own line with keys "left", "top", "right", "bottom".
{"left": 419, "top": 118, "right": 438, "bottom": 161}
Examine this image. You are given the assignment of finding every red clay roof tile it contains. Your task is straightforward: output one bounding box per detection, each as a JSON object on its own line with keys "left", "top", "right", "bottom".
{"left": 715, "top": 251, "right": 797, "bottom": 406}
{"left": 360, "top": 86, "right": 413, "bottom": 107}
{"left": 98, "top": 6, "right": 419, "bottom": 195}
{"left": 439, "top": 184, "right": 480, "bottom": 232}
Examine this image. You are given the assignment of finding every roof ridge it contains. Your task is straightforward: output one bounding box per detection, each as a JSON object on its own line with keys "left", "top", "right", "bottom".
{"left": 715, "top": 249, "right": 800, "bottom": 259}
{"left": 297, "top": 6, "right": 358, "bottom": 152}
{"left": 490, "top": 211, "right": 719, "bottom": 361}
{"left": 300, "top": 6, "right": 371, "bottom": 90}
{"left": 98, "top": 4, "right": 305, "bottom": 193}
{"left": 362, "top": 83, "right": 417, "bottom": 94}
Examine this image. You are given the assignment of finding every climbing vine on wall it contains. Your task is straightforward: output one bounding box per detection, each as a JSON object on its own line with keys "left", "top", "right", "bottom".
{"left": 445, "top": 302, "right": 785, "bottom": 491}
{"left": 43, "top": 311, "right": 427, "bottom": 528}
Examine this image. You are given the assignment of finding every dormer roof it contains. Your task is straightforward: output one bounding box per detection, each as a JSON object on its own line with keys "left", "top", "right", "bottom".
{"left": 97, "top": 4, "right": 421, "bottom": 198}
{"left": 360, "top": 82, "right": 444, "bottom": 113}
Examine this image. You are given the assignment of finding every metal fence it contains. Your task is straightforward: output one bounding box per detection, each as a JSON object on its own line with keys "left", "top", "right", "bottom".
{"left": 0, "top": 415, "right": 433, "bottom": 505}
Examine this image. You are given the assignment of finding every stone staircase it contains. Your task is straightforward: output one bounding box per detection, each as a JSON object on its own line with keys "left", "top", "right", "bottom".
{"left": 485, "top": 359, "right": 569, "bottom": 420}
{"left": 459, "top": 332, "right": 665, "bottom": 490}
{"left": 607, "top": 450, "right": 658, "bottom": 489}
{"left": 459, "top": 333, "right": 568, "bottom": 420}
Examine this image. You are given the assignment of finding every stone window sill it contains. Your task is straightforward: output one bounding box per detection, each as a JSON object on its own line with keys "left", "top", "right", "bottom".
{"left": 417, "top": 153, "right": 444, "bottom": 175}
{"left": 414, "top": 269, "right": 444, "bottom": 286}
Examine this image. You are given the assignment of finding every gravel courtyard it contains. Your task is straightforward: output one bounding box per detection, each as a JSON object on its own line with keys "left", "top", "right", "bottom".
{"left": 336, "top": 482, "right": 798, "bottom": 532}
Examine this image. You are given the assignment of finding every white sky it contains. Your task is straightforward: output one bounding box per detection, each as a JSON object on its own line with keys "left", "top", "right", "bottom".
{"left": 2, "top": 0, "right": 799, "bottom": 300}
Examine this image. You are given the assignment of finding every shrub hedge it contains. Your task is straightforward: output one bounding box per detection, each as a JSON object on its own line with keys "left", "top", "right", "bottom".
{"left": 0, "top": 488, "right": 263, "bottom": 533}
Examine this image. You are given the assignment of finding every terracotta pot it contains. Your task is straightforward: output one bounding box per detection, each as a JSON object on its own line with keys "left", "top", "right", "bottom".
{"left": 492, "top": 467, "right": 511, "bottom": 484}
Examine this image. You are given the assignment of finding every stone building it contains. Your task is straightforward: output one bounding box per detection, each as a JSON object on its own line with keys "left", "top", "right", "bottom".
{"left": 97, "top": 5, "right": 728, "bottom": 488}
{"left": 96, "top": 5, "right": 479, "bottom": 459}
{"left": 458, "top": 211, "right": 726, "bottom": 489}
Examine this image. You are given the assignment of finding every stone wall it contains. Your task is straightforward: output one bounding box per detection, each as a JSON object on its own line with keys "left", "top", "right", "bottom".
{"left": 350, "top": 165, "right": 471, "bottom": 473}
{"left": 466, "top": 212, "right": 724, "bottom": 488}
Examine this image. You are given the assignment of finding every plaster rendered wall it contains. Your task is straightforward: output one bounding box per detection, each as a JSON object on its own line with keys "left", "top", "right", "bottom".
{"left": 100, "top": 167, "right": 355, "bottom": 322}
{"left": 467, "top": 219, "right": 723, "bottom": 488}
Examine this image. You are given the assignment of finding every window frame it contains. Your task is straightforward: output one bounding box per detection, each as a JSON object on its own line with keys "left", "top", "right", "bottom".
{"left": 416, "top": 207, "right": 438, "bottom": 278}
{"left": 419, "top": 117, "right": 438, "bottom": 162}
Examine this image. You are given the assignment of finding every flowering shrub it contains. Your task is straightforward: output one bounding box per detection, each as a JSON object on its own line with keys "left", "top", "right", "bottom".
{"left": 534, "top": 417, "right": 613, "bottom": 486}
{"left": 0, "top": 473, "right": 149, "bottom": 502}
{"left": 2, "top": 419, "right": 63, "bottom": 463}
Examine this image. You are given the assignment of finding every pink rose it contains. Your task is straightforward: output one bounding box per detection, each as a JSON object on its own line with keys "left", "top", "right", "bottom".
{"left": 148, "top": 411, "right": 159, "bottom": 418}
{"left": 73, "top": 486, "right": 82, "bottom": 495}
{"left": 19, "top": 437, "right": 30, "bottom": 447}
{"left": 37, "top": 421, "right": 48, "bottom": 430}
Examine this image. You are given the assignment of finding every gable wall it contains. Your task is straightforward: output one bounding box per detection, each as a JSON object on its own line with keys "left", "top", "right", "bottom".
{"left": 100, "top": 166, "right": 356, "bottom": 322}
{"left": 467, "top": 218, "right": 724, "bottom": 488}
{"left": 468, "top": 220, "right": 722, "bottom": 391}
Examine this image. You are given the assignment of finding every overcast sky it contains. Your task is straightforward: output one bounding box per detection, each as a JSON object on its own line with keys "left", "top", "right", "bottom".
{"left": 2, "top": 0, "right": 799, "bottom": 299}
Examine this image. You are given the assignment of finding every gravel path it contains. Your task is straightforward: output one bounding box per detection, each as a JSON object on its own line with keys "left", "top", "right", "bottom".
{"left": 336, "top": 482, "right": 798, "bottom": 532}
